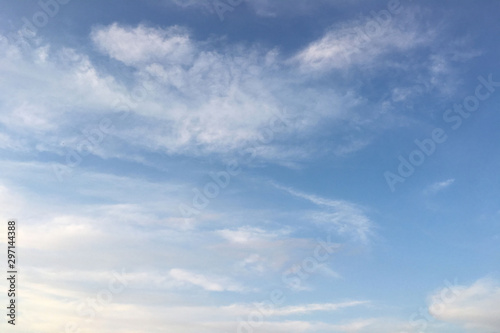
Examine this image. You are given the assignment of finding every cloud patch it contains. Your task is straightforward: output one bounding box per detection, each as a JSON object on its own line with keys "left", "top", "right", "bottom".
{"left": 292, "top": 6, "right": 433, "bottom": 73}
{"left": 425, "top": 178, "right": 455, "bottom": 194}
{"left": 429, "top": 277, "right": 500, "bottom": 332}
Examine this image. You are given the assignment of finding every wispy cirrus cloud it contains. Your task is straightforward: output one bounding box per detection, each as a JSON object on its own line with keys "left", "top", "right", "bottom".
{"left": 272, "top": 183, "right": 374, "bottom": 243}
{"left": 216, "top": 226, "right": 291, "bottom": 244}
{"left": 166, "top": 268, "right": 247, "bottom": 292}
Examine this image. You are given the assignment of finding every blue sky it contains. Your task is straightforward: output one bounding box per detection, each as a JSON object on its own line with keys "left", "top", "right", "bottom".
{"left": 0, "top": 0, "right": 499, "bottom": 332}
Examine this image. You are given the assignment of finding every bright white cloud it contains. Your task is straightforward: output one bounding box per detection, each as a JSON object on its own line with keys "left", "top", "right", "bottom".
{"left": 429, "top": 277, "right": 500, "bottom": 332}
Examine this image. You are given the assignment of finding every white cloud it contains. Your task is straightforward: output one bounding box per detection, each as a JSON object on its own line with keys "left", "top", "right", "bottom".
{"left": 0, "top": 39, "right": 133, "bottom": 161}
{"left": 85, "top": 23, "right": 388, "bottom": 160}
{"left": 88, "top": 24, "right": 301, "bottom": 157}
{"left": 426, "top": 178, "right": 455, "bottom": 194}
{"left": 91, "top": 23, "right": 194, "bottom": 67}
{"left": 429, "top": 277, "right": 500, "bottom": 332}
